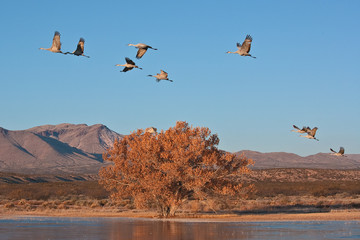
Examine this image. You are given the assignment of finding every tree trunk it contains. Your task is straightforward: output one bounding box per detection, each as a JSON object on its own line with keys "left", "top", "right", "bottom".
{"left": 159, "top": 204, "right": 177, "bottom": 217}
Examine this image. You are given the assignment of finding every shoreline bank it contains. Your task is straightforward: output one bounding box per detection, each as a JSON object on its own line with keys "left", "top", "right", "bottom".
{"left": 1, "top": 209, "right": 360, "bottom": 222}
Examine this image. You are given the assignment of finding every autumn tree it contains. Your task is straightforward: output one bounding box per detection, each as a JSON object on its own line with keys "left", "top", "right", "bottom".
{"left": 99, "top": 121, "right": 253, "bottom": 217}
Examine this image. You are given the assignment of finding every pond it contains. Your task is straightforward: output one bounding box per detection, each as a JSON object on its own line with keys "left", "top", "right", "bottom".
{"left": 0, "top": 216, "right": 359, "bottom": 240}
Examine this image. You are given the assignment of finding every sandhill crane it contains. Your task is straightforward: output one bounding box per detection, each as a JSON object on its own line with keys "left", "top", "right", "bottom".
{"left": 145, "top": 127, "right": 157, "bottom": 134}
{"left": 226, "top": 35, "right": 256, "bottom": 58}
{"left": 64, "top": 38, "right": 90, "bottom": 58}
{"left": 115, "top": 57, "right": 142, "bottom": 72}
{"left": 292, "top": 125, "right": 310, "bottom": 134}
{"left": 330, "top": 147, "right": 346, "bottom": 157}
{"left": 300, "top": 127, "right": 319, "bottom": 141}
{"left": 128, "top": 43, "right": 157, "bottom": 59}
{"left": 39, "top": 31, "right": 63, "bottom": 54}
{"left": 148, "top": 70, "right": 173, "bottom": 82}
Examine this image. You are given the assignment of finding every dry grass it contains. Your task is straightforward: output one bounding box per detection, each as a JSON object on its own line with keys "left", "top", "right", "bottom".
{"left": 251, "top": 180, "right": 360, "bottom": 198}
{"left": 1, "top": 172, "right": 360, "bottom": 217}
{"left": 0, "top": 181, "right": 108, "bottom": 200}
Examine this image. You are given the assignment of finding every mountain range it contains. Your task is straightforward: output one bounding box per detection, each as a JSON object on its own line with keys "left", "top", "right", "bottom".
{"left": 235, "top": 150, "right": 360, "bottom": 170}
{"left": 0, "top": 124, "right": 122, "bottom": 174}
{"left": 0, "top": 123, "right": 359, "bottom": 174}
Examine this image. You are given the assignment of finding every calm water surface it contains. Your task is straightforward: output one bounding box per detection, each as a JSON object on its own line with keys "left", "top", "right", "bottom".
{"left": 0, "top": 216, "right": 359, "bottom": 240}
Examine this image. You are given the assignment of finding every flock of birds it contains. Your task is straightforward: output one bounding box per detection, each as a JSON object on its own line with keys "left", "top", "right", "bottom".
{"left": 291, "top": 125, "right": 346, "bottom": 157}
{"left": 39, "top": 31, "right": 257, "bottom": 82}
{"left": 39, "top": 31, "right": 175, "bottom": 82}
{"left": 39, "top": 31, "right": 347, "bottom": 157}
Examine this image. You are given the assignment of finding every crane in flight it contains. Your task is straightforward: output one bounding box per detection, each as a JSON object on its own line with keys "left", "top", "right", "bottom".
{"left": 330, "top": 147, "right": 346, "bottom": 157}
{"left": 148, "top": 70, "right": 173, "bottom": 82}
{"left": 300, "top": 127, "right": 319, "bottom": 141}
{"left": 115, "top": 57, "right": 142, "bottom": 72}
{"left": 128, "top": 43, "right": 157, "bottom": 59}
{"left": 64, "top": 38, "right": 90, "bottom": 58}
{"left": 39, "top": 31, "right": 63, "bottom": 54}
{"left": 226, "top": 35, "right": 256, "bottom": 58}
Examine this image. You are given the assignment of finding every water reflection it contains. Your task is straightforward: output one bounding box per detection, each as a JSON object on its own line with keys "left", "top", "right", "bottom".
{"left": 0, "top": 217, "right": 359, "bottom": 240}
{"left": 108, "top": 220, "right": 253, "bottom": 240}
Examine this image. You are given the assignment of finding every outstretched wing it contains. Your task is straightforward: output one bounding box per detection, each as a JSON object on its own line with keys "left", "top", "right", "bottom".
{"left": 160, "top": 70, "right": 168, "bottom": 78}
{"left": 339, "top": 147, "right": 345, "bottom": 155}
{"left": 236, "top": 42, "right": 242, "bottom": 49}
{"left": 73, "top": 38, "right": 85, "bottom": 55}
{"left": 239, "top": 35, "right": 252, "bottom": 53}
{"left": 125, "top": 57, "right": 135, "bottom": 65}
{"left": 293, "top": 125, "right": 300, "bottom": 130}
{"left": 330, "top": 148, "right": 337, "bottom": 153}
{"left": 136, "top": 48, "right": 147, "bottom": 59}
{"left": 51, "top": 31, "right": 61, "bottom": 51}
{"left": 122, "top": 67, "right": 132, "bottom": 72}
{"left": 309, "top": 127, "right": 318, "bottom": 136}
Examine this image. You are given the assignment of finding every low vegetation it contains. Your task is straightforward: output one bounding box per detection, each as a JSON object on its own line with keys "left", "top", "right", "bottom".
{"left": 252, "top": 181, "right": 360, "bottom": 198}
{"left": 0, "top": 181, "right": 108, "bottom": 200}
{"left": 1, "top": 177, "right": 360, "bottom": 217}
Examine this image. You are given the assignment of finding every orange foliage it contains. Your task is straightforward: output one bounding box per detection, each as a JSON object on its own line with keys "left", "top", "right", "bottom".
{"left": 99, "top": 121, "right": 253, "bottom": 217}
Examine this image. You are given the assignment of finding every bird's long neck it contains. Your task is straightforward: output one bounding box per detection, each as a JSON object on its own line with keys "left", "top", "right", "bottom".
{"left": 128, "top": 44, "right": 136, "bottom": 47}
{"left": 226, "top": 51, "right": 236, "bottom": 54}
{"left": 39, "top": 47, "right": 50, "bottom": 51}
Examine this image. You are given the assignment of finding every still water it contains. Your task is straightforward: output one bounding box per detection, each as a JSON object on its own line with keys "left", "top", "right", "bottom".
{"left": 0, "top": 216, "right": 359, "bottom": 240}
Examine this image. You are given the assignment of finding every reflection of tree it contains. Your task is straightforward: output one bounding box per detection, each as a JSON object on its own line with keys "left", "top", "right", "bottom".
{"left": 107, "top": 220, "right": 252, "bottom": 240}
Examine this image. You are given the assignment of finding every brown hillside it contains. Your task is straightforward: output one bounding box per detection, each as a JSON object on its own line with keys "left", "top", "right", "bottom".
{"left": 28, "top": 123, "right": 122, "bottom": 154}
{"left": 0, "top": 124, "right": 123, "bottom": 174}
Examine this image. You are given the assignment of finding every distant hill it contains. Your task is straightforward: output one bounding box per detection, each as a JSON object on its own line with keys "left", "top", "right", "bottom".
{"left": 28, "top": 123, "right": 120, "bottom": 154}
{"left": 236, "top": 150, "right": 360, "bottom": 169}
{"left": 1, "top": 123, "right": 359, "bottom": 175}
{"left": 0, "top": 124, "right": 123, "bottom": 174}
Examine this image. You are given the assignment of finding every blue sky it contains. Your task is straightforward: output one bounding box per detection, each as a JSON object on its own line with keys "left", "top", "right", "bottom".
{"left": 1, "top": 0, "right": 359, "bottom": 156}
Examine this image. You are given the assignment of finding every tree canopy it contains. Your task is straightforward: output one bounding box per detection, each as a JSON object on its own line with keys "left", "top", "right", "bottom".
{"left": 99, "top": 121, "right": 253, "bottom": 217}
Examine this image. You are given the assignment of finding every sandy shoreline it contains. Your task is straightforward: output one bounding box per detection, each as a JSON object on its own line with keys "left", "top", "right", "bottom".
{"left": 1, "top": 209, "right": 360, "bottom": 222}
